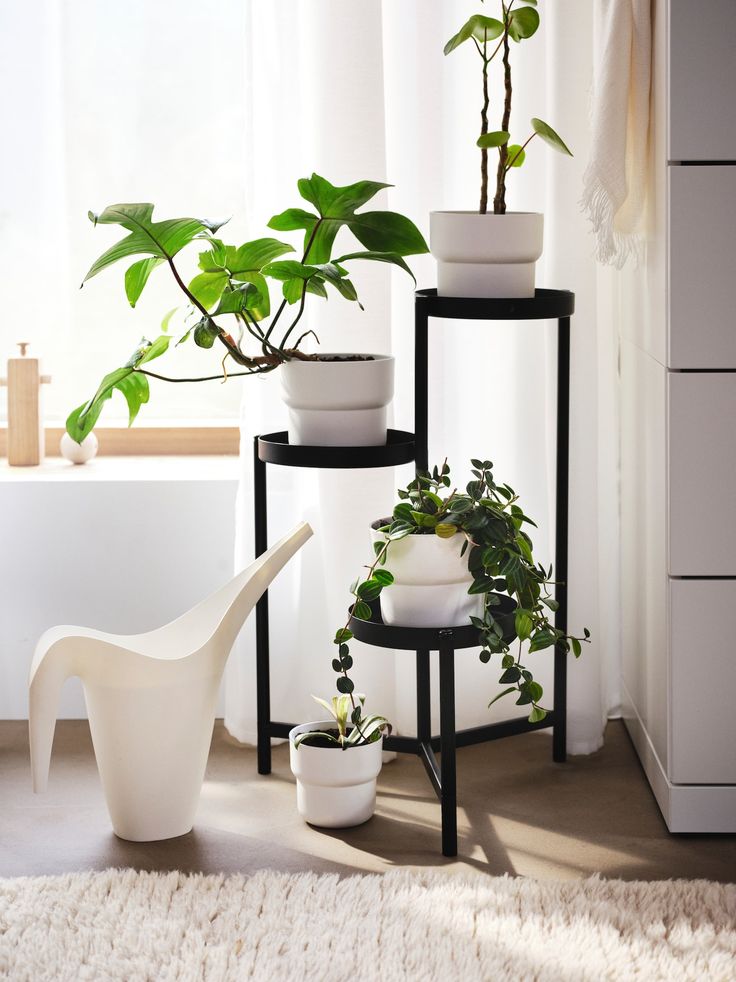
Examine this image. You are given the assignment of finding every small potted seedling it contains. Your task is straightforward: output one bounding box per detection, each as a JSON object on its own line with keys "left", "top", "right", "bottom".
{"left": 289, "top": 694, "right": 390, "bottom": 827}
{"left": 66, "top": 174, "right": 427, "bottom": 448}
{"left": 431, "top": 1, "right": 573, "bottom": 298}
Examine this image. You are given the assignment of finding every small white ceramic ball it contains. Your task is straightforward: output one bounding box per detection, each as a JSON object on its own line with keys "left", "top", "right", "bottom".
{"left": 60, "top": 431, "right": 99, "bottom": 465}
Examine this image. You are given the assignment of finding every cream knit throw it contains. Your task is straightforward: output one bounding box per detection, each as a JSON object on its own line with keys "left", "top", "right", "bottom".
{"left": 581, "top": 0, "right": 652, "bottom": 267}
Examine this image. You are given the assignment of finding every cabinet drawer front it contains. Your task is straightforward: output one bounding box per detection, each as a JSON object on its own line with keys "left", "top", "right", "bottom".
{"left": 669, "top": 167, "right": 736, "bottom": 368}
{"left": 670, "top": 0, "right": 736, "bottom": 161}
{"left": 668, "top": 373, "right": 736, "bottom": 576}
{"left": 670, "top": 579, "right": 736, "bottom": 784}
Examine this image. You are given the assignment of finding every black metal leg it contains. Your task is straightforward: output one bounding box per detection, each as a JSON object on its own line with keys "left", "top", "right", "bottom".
{"left": 553, "top": 318, "right": 570, "bottom": 763}
{"left": 438, "top": 646, "right": 457, "bottom": 857}
{"left": 416, "top": 649, "right": 431, "bottom": 741}
{"left": 414, "top": 306, "right": 429, "bottom": 472}
{"left": 254, "top": 437, "right": 272, "bottom": 775}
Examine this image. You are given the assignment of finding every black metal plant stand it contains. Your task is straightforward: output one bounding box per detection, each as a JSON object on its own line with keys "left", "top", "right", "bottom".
{"left": 254, "top": 286, "right": 574, "bottom": 857}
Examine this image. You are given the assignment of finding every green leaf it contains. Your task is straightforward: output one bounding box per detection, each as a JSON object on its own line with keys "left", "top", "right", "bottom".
{"left": 531, "top": 118, "right": 573, "bottom": 156}
{"left": 515, "top": 611, "right": 533, "bottom": 641}
{"left": 357, "top": 579, "right": 383, "bottom": 602}
{"left": 83, "top": 203, "right": 226, "bottom": 283}
{"left": 188, "top": 271, "right": 229, "bottom": 310}
{"left": 479, "top": 650, "right": 491, "bottom": 664}
{"left": 124, "top": 256, "right": 164, "bottom": 307}
{"left": 270, "top": 174, "right": 427, "bottom": 264}
{"left": 529, "top": 705, "right": 547, "bottom": 723}
{"left": 435, "top": 523, "right": 458, "bottom": 539}
{"left": 477, "top": 131, "right": 510, "bottom": 149}
{"left": 508, "top": 7, "right": 540, "bottom": 42}
{"left": 488, "top": 686, "right": 516, "bottom": 708}
{"left": 499, "top": 667, "right": 521, "bottom": 684}
{"left": 505, "top": 144, "right": 526, "bottom": 168}
{"left": 267, "top": 207, "right": 318, "bottom": 234}
{"left": 332, "top": 659, "right": 342, "bottom": 673}
{"left": 136, "top": 334, "right": 170, "bottom": 366}
{"left": 373, "top": 569, "right": 394, "bottom": 586}
{"left": 66, "top": 368, "right": 149, "bottom": 442}
{"left": 334, "top": 250, "right": 417, "bottom": 283}
{"left": 353, "top": 600, "right": 372, "bottom": 620}
{"left": 334, "top": 628, "right": 353, "bottom": 643}
{"left": 160, "top": 307, "right": 178, "bottom": 332}
{"left": 336, "top": 677, "right": 354, "bottom": 694}
{"left": 527, "top": 681, "right": 544, "bottom": 703}
{"left": 347, "top": 212, "right": 428, "bottom": 259}
{"left": 528, "top": 629, "right": 557, "bottom": 653}
{"left": 444, "top": 14, "right": 504, "bottom": 54}
{"left": 193, "top": 317, "right": 220, "bottom": 349}
{"left": 262, "top": 259, "right": 319, "bottom": 282}
{"left": 571, "top": 637, "right": 582, "bottom": 658}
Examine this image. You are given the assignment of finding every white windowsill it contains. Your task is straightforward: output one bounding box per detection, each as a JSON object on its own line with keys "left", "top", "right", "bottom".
{"left": 0, "top": 455, "right": 240, "bottom": 483}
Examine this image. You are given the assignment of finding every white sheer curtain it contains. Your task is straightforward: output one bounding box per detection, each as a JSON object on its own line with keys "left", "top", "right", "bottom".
{"left": 226, "top": 0, "right": 618, "bottom": 755}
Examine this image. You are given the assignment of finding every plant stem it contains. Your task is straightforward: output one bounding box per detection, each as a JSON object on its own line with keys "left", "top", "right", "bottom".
{"left": 480, "top": 38, "right": 490, "bottom": 214}
{"left": 278, "top": 284, "right": 309, "bottom": 350}
{"left": 504, "top": 132, "right": 536, "bottom": 172}
{"left": 493, "top": 16, "right": 513, "bottom": 215}
{"left": 264, "top": 218, "right": 322, "bottom": 342}
{"left": 134, "top": 366, "right": 271, "bottom": 383}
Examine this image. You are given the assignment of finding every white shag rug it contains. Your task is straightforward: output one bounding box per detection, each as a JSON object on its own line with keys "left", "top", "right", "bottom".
{"left": 1, "top": 869, "right": 734, "bottom": 981}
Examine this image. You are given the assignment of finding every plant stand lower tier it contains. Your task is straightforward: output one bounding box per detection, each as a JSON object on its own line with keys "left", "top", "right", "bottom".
{"left": 258, "top": 595, "right": 568, "bottom": 858}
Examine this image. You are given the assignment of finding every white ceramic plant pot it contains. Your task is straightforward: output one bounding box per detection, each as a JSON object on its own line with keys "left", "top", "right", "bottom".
{"left": 280, "top": 353, "right": 394, "bottom": 446}
{"left": 370, "top": 524, "right": 482, "bottom": 628}
{"left": 430, "top": 211, "right": 544, "bottom": 299}
{"left": 289, "top": 721, "right": 384, "bottom": 828}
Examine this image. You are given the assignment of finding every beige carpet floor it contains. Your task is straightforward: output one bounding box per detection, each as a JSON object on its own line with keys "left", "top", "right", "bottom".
{"left": 1, "top": 868, "right": 735, "bottom": 981}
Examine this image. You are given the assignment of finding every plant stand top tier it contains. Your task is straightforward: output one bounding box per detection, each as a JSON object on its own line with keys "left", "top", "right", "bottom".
{"left": 414, "top": 287, "right": 575, "bottom": 321}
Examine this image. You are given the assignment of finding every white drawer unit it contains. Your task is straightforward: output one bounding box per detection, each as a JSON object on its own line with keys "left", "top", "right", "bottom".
{"left": 669, "top": 167, "right": 736, "bottom": 369}
{"left": 669, "top": 0, "right": 736, "bottom": 161}
{"left": 620, "top": 0, "right": 736, "bottom": 832}
{"left": 670, "top": 579, "right": 736, "bottom": 785}
{"left": 668, "top": 373, "right": 736, "bottom": 576}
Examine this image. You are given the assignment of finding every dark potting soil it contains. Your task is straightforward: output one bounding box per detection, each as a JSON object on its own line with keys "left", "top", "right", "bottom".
{"left": 299, "top": 728, "right": 356, "bottom": 749}
{"left": 311, "top": 354, "right": 375, "bottom": 362}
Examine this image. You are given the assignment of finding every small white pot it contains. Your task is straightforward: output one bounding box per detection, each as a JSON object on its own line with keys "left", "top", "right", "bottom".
{"left": 430, "top": 211, "right": 544, "bottom": 298}
{"left": 289, "top": 721, "right": 384, "bottom": 828}
{"left": 371, "top": 524, "right": 482, "bottom": 628}
{"left": 280, "top": 353, "right": 394, "bottom": 446}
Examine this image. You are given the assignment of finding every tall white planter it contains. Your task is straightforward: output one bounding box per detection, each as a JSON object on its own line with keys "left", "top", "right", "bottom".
{"left": 29, "top": 523, "right": 313, "bottom": 842}
{"left": 289, "top": 721, "right": 384, "bottom": 827}
{"left": 430, "top": 211, "right": 544, "bottom": 299}
{"left": 370, "top": 524, "right": 482, "bottom": 628}
{"left": 280, "top": 353, "right": 394, "bottom": 446}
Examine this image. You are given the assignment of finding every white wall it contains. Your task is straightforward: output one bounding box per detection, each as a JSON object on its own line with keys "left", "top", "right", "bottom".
{"left": 0, "top": 457, "right": 238, "bottom": 718}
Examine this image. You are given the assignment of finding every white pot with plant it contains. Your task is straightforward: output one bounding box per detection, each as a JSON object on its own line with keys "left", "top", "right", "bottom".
{"left": 339, "top": 459, "right": 591, "bottom": 724}
{"left": 64, "top": 174, "right": 427, "bottom": 448}
{"left": 369, "top": 518, "right": 482, "bottom": 627}
{"left": 280, "top": 352, "right": 394, "bottom": 446}
{"left": 289, "top": 694, "right": 390, "bottom": 828}
{"left": 431, "top": 2, "right": 572, "bottom": 299}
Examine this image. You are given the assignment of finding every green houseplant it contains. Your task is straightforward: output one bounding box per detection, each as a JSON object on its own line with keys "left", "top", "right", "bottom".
{"left": 430, "top": 0, "right": 573, "bottom": 299}
{"left": 332, "top": 459, "right": 589, "bottom": 723}
{"left": 289, "top": 694, "right": 391, "bottom": 828}
{"left": 66, "top": 174, "right": 427, "bottom": 446}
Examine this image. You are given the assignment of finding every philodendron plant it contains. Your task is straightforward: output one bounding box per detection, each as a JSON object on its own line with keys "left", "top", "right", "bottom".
{"left": 444, "top": 0, "right": 572, "bottom": 214}
{"left": 293, "top": 694, "right": 391, "bottom": 750}
{"left": 334, "top": 459, "right": 590, "bottom": 723}
{"left": 66, "top": 174, "right": 428, "bottom": 442}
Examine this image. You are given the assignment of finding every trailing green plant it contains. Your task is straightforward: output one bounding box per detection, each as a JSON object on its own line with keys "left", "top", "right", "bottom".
{"left": 66, "top": 175, "right": 428, "bottom": 442}
{"left": 333, "top": 459, "right": 590, "bottom": 723}
{"left": 293, "top": 694, "right": 391, "bottom": 750}
{"left": 444, "top": 0, "right": 573, "bottom": 215}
